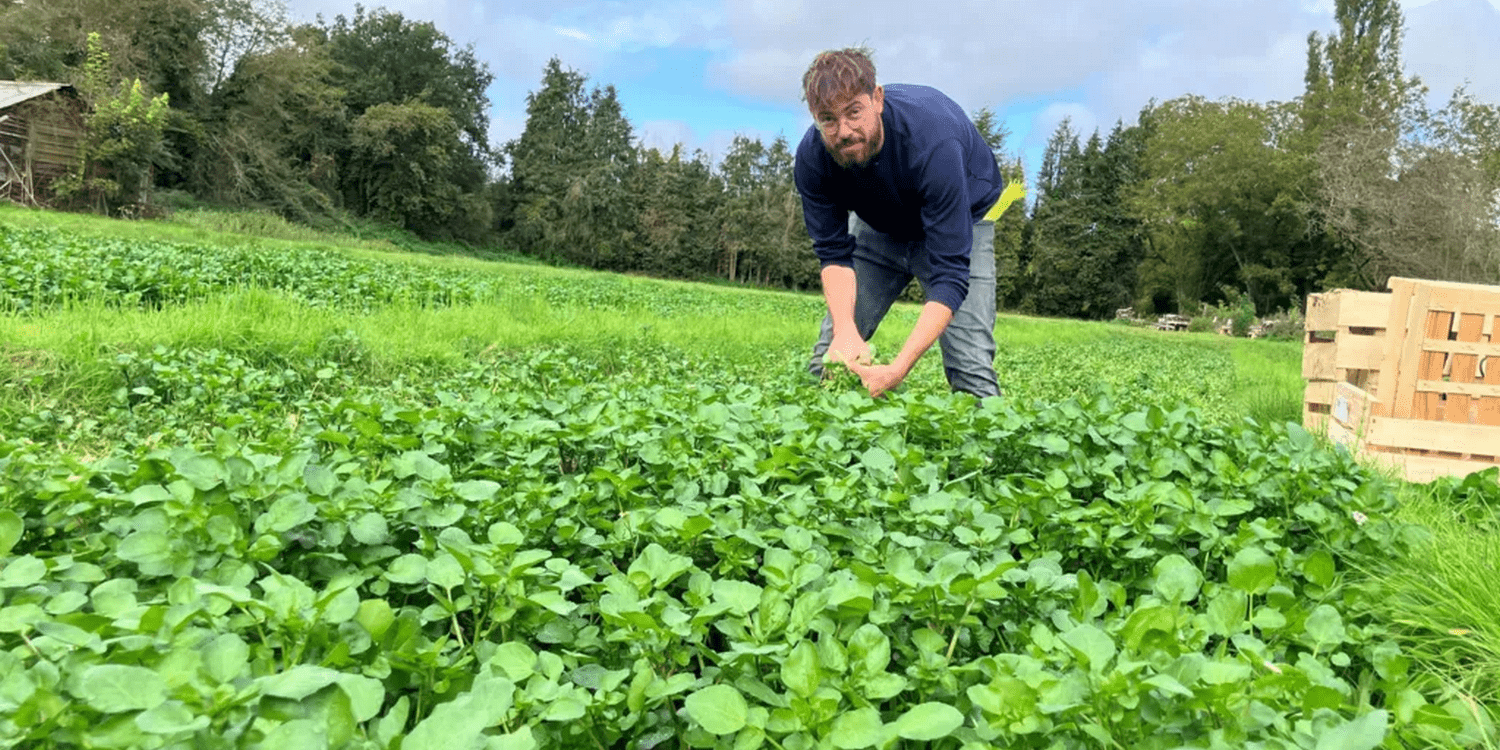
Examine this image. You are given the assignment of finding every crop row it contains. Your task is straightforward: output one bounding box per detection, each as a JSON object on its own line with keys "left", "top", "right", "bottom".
{"left": 0, "top": 227, "right": 822, "bottom": 319}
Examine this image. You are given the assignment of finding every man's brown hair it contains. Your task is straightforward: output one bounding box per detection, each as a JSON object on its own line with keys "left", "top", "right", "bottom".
{"left": 802, "top": 47, "right": 877, "bottom": 112}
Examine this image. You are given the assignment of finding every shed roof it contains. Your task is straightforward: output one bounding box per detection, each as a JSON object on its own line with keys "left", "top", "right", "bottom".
{"left": 0, "top": 81, "right": 73, "bottom": 111}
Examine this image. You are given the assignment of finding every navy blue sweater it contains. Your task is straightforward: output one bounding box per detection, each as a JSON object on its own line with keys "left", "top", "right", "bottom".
{"left": 795, "top": 84, "right": 1002, "bottom": 313}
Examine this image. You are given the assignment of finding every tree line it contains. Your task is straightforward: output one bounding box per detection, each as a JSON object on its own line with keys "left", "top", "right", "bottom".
{"left": 2, "top": 0, "right": 1497, "bottom": 315}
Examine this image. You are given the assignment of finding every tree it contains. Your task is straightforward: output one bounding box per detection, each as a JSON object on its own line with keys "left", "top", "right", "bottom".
{"left": 202, "top": 0, "right": 290, "bottom": 93}
{"left": 196, "top": 27, "right": 346, "bottom": 222}
{"left": 318, "top": 6, "right": 497, "bottom": 240}
{"left": 630, "top": 144, "right": 719, "bottom": 278}
{"left": 716, "top": 135, "right": 812, "bottom": 288}
{"left": 54, "top": 33, "right": 173, "bottom": 214}
{"left": 1126, "top": 97, "right": 1318, "bottom": 315}
{"left": 506, "top": 58, "right": 638, "bottom": 268}
{"left": 322, "top": 6, "right": 493, "bottom": 161}
{"left": 1302, "top": 0, "right": 1427, "bottom": 289}
{"left": 1318, "top": 89, "right": 1500, "bottom": 284}
{"left": 347, "top": 101, "right": 491, "bottom": 240}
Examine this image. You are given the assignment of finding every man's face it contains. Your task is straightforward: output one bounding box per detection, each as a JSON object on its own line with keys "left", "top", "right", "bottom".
{"left": 813, "top": 87, "right": 884, "bottom": 169}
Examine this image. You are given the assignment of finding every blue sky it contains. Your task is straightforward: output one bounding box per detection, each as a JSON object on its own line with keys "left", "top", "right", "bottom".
{"left": 283, "top": 0, "right": 1500, "bottom": 181}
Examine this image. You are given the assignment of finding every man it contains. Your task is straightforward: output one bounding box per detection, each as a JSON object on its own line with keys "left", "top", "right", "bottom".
{"left": 796, "top": 47, "right": 1002, "bottom": 399}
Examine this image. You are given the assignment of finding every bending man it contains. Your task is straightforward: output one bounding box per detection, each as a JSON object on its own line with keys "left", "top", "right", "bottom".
{"left": 797, "top": 46, "right": 1002, "bottom": 399}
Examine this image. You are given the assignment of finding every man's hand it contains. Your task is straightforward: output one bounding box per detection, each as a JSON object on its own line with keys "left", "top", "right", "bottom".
{"left": 847, "top": 360, "right": 908, "bottom": 398}
{"left": 825, "top": 334, "right": 872, "bottom": 367}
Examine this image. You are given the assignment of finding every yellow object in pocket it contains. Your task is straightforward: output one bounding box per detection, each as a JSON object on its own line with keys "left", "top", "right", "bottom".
{"left": 983, "top": 181, "right": 1027, "bottom": 222}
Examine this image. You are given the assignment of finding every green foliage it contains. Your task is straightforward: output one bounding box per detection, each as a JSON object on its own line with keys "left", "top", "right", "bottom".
{"left": 505, "top": 58, "right": 637, "bottom": 268}
{"left": 1128, "top": 97, "right": 1319, "bottom": 314}
{"left": 1021, "top": 120, "right": 1143, "bottom": 318}
{"left": 2, "top": 221, "right": 1488, "bottom": 747}
{"left": 1364, "top": 470, "right": 1500, "bottom": 721}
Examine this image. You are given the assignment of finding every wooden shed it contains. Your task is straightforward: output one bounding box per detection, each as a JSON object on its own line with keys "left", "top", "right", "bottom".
{"left": 0, "top": 81, "right": 85, "bottom": 205}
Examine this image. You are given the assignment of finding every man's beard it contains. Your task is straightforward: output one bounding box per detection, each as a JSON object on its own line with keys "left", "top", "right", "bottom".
{"left": 827, "top": 121, "right": 883, "bottom": 169}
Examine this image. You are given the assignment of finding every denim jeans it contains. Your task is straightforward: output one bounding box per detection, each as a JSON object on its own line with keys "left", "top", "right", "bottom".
{"left": 808, "top": 214, "right": 1000, "bottom": 398}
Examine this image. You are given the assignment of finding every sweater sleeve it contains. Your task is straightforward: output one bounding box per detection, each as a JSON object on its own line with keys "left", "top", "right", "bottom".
{"left": 918, "top": 139, "right": 973, "bottom": 312}
{"left": 794, "top": 155, "right": 855, "bottom": 268}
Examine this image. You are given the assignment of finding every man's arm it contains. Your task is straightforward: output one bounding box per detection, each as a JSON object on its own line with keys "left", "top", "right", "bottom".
{"left": 821, "top": 264, "right": 871, "bottom": 365}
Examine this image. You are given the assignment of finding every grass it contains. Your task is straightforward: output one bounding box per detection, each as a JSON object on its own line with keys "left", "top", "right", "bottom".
{"left": 1367, "top": 478, "right": 1500, "bottom": 710}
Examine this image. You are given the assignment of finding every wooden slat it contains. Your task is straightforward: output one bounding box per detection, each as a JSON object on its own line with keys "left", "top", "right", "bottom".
{"left": 1484, "top": 314, "right": 1500, "bottom": 427}
{"left": 1365, "top": 416, "right": 1500, "bottom": 457}
{"left": 1327, "top": 419, "right": 1359, "bottom": 451}
{"left": 1334, "top": 332, "right": 1385, "bottom": 371}
{"left": 1444, "top": 313, "right": 1483, "bottom": 429}
{"left": 1390, "top": 276, "right": 1500, "bottom": 295}
{"left": 1418, "top": 380, "right": 1500, "bottom": 399}
{"left": 1389, "top": 281, "right": 1431, "bottom": 419}
{"left": 1334, "top": 291, "right": 1391, "bottom": 329}
{"left": 1306, "top": 292, "right": 1341, "bottom": 331}
{"left": 1333, "top": 381, "right": 1376, "bottom": 434}
{"left": 1417, "top": 310, "right": 1454, "bottom": 420}
{"left": 1364, "top": 450, "right": 1500, "bottom": 484}
{"left": 1418, "top": 340, "right": 1500, "bottom": 358}
{"left": 1305, "top": 380, "right": 1335, "bottom": 406}
{"left": 1303, "top": 341, "right": 1336, "bottom": 380}
{"left": 1376, "top": 279, "right": 1417, "bottom": 418}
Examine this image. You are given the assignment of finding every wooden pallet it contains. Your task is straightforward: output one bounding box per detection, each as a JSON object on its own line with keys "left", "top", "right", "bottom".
{"left": 1303, "top": 279, "right": 1500, "bottom": 482}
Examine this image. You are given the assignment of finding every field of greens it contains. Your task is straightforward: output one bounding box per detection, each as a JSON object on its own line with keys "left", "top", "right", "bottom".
{"left": 1, "top": 210, "right": 1496, "bottom": 749}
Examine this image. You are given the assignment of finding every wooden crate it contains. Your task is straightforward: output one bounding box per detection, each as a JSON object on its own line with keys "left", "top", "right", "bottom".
{"left": 1302, "top": 289, "right": 1389, "bottom": 429}
{"left": 1303, "top": 278, "right": 1500, "bottom": 482}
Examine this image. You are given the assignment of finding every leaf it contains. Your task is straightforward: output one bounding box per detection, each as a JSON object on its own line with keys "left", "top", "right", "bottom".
{"left": 846, "top": 625, "right": 894, "bottom": 678}
{"left": 829, "top": 706, "right": 885, "bottom": 748}
{"left": 336, "top": 674, "right": 386, "bottom": 723}
{"left": 1302, "top": 549, "right": 1336, "bottom": 588}
{"left": 117, "top": 531, "right": 171, "bottom": 569}
{"left": 1305, "top": 604, "right": 1346, "bottom": 647}
{"left": 260, "top": 718, "right": 328, "bottom": 750}
{"left": 257, "top": 493, "right": 317, "bottom": 533}
{"left": 349, "top": 512, "right": 389, "bottom": 545}
{"left": 893, "top": 702, "right": 964, "bottom": 740}
{"left": 260, "top": 665, "right": 341, "bottom": 700}
{"left": 487, "top": 727, "right": 538, "bottom": 750}
{"left": 1060, "top": 622, "right": 1116, "bottom": 671}
{"left": 628, "top": 543, "right": 693, "bottom": 589}
{"left": 124, "top": 485, "right": 172, "bottom": 506}
{"left": 860, "top": 446, "right": 895, "bottom": 475}
{"left": 490, "top": 642, "right": 537, "bottom": 682}
{"left": 425, "top": 552, "right": 465, "bottom": 590}
{"left": 0, "top": 555, "right": 45, "bottom": 588}
{"left": 713, "top": 579, "right": 764, "bottom": 616}
{"left": 355, "top": 599, "right": 395, "bottom": 638}
{"left": 175, "top": 454, "right": 227, "bottom": 490}
{"left": 135, "top": 700, "right": 209, "bottom": 734}
{"left": 201, "top": 633, "right": 249, "bottom": 684}
{"left": 1314, "top": 710, "right": 1388, "bottom": 750}
{"left": 684, "top": 684, "right": 749, "bottom": 735}
{"left": 385, "top": 554, "right": 428, "bottom": 585}
{"left": 78, "top": 664, "right": 168, "bottom": 713}
{"left": 304, "top": 464, "right": 337, "bottom": 496}
{"left": 1151, "top": 554, "right": 1202, "bottom": 603}
{"left": 1227, "top": 546, "right": 1276, "bottom": 594}
{"left": 455, "top": 480, "right": 501, "bottom": 502}
{"left": 0, "top": 510, "right": 20, "bottom": 556}
{"left": 781, "top": 640, "right": 821, "bottom": 698}
{"left": 542, "top": 697, "right": 587, "bottom": 722}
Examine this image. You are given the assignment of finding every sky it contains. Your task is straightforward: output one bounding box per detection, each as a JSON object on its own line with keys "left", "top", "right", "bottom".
{"left": 280, "top": 0, "right": 1500, "bottom": 179}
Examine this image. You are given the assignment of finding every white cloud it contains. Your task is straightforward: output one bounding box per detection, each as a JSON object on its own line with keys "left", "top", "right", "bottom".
{"left": 555, "top": 27, "right": 594, "bottom": 43}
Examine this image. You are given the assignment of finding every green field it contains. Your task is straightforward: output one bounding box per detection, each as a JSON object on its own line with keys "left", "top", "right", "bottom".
{"left": 2, "top": 205, "right": 1496, "bottom": 749}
